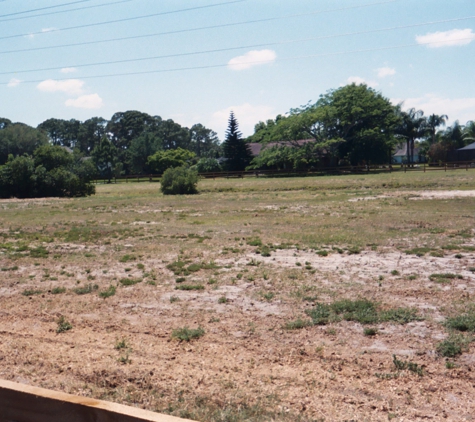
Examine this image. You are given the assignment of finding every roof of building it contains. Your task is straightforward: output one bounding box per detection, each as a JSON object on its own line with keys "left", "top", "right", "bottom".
{"left": 458, "top": 142, "right": 475, "bottom": 151}
{"left": 248, "top": 139, "right": 315, "bottom": 156}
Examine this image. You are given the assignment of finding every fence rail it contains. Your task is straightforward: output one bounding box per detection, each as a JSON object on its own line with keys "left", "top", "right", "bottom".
{"left": 0, "top": 379, "right": 193, "bottom": 422}
{"left": 93, "top": 161, "right": 475, "bottom": 184}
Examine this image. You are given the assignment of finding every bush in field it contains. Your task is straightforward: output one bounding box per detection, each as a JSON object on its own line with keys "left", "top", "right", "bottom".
{"left": 160, "top": 166, "right": 198, "bottom": 195}
{"left": 196, "top": 157, "right": 221, "bottom": 173}
{"left": 0, "top": 145, "right": 96, "bottom": 198}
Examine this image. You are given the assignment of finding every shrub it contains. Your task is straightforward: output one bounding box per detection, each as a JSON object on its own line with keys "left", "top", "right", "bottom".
{"left": 56, "top": 316, "right": 72, "bottom": 333}
{"left": 437, "top": 338, "right": 463, "bottom": 358}
{"left": 160, "top": 166, "right": 198, "bottom": 195}
{"left": 119, "top": 277, "right": 142, "bottom": 286}
{"left": 171, "top": 327, "right": 205, "bottom": 342}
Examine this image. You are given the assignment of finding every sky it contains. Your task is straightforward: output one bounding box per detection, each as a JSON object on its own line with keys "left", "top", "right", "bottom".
{"left": 1, "top": 0, "right": 475, "bottom": 139}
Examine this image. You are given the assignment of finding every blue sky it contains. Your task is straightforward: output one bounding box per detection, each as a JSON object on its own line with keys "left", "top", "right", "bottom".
{"left": 1, "top": 0, "right": 475, "bottom": 139}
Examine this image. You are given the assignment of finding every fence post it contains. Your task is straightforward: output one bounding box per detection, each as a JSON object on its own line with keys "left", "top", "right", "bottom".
{"left": 445, "top": 163, "right": 447, "bottom": 172}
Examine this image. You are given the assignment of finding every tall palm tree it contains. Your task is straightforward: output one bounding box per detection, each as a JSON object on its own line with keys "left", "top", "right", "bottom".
{"left": 463, "top": 121, "right": 475, "bottom": 145}
{"left": 395, "top": 107, "right": 427, "bottom": 164}
{"left": 426, "top": 114, "right": 448, "bottom": 145}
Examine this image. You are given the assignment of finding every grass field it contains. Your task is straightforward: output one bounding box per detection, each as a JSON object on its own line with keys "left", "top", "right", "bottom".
{"left": 1, "top": 170, "right": 475, "bottom": 421}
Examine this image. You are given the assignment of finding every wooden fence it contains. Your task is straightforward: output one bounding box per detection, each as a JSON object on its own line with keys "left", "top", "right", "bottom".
{"left": 93, "top": 161, "right": 475, "bottom": 184}
{"left": 0, "top": 379, "right": 193, "bottom": 422}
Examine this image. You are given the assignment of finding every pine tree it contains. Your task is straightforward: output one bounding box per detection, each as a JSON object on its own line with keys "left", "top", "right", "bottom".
{"left": 223, "top": 112, "right": 252, "bottom": 171}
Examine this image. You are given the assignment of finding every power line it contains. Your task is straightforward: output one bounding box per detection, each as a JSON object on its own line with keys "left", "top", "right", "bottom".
{"left": 3, "top": 37, "right": 473, "bottom": 87}
{"left": 0, "top": 0, "right": 400, "bottom": 54}
{"left": 0, "top": 0, "right": 92, "bottom": 18}
{"left": 0, "top": 0, "right": 247, "bottom": 41}
{"left": 1, "top": 14, "right": 475, "bottom": 75}
{"left": 0, "top": 0, "right": 134, "bottom": 23}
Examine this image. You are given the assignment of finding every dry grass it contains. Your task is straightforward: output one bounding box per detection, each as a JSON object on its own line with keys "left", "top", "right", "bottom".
{"left": 1, "top": 171, "right": 475, "bottom": 420}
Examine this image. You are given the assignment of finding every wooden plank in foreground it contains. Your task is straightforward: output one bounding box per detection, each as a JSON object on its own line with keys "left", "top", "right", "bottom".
{"left": 0, "top": 379, "right": 194, "bottom": 422}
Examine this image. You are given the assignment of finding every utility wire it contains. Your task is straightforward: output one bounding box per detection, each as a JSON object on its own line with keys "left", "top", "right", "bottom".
{"left": 0, "top": 0, "right": 92, "bottom": 18}
{"left": 0, "top": 0, "right": 134, "bottom": 23}
{"left": 3, "top": 37, "right": 473, "bottom": 86}
{"left": 2, "top": 14, "right": 475, "bottom": 75}
{"left": 0, "top": 0, "right": 247, "bottom": 41}
{"left": 0, "top": 0, "right": 400, "bottom": 53}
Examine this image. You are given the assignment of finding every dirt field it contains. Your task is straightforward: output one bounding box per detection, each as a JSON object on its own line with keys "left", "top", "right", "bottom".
{"left": 1, "top": 171, "right": 475, "bottom": 421}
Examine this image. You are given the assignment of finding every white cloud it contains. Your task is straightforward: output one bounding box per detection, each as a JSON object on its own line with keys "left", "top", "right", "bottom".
{"left": 228, "top": 49, "right": 276, "bottom": 71}
{"left": 209, "top": 103, "right": 276, "bottom": 138}
{"left": 41, "top": 27, "right": 57, "bottom": 33}
{"left": 392, "top": 94, "right": 475, "bottom": 124}
{"left": 60, "top": 67, "right": 77, "bottom": 74}
{"left": 7, "top": 78, "right": 21, "bottom": 88}
{"left": 376, "top": 67, "right": 396, "bottom": 78}
{"left": 37, "top": 79, "right": 84, "bottom": 95}
{"left": 416, "top": 29, "right": 475, "bottom": 48}
{"left": 346, "top": 76, "right": 378, "bottom": 88}
{"left": 65, "top": 94, "right": 104, "bottom": 109}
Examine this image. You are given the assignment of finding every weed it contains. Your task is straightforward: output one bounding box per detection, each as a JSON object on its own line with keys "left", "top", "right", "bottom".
{"left": 74, "top": 284, "right": 98, "bottom": 295}
{"left": 262, "top": 292, "right": 274, "bottom": 301}
{"left": 445, "top": 360, "right": 456, "bottom": 369}
{"left": 208, "top": 278, "right": 217, "bottom": 285}
{"left": 437, "top": 338, "right": 463, "bottom": 358}
{"left": 175, "top": 284, "right": 205, "bottom": 291}
{"left": 119, "top": 278, "right": 142, "bottom": 286}
{"left": 364, "top": 327, "right": 378, "bottom": 336}
{"left": 137, "top": 263, "right": 145, "bottom": 270}
{"left": 390, "top": 270, "right": 400, "bottom": 276}
{"left": 171, "top": 327, "right": 205, "bottom": 342}
{"left": 51, "top": 287, "right": 66, "bottom": 295}
{"left": 30, "top": 246, "right": 49, "bottom": 258}
{"left": 380, "top": 308, "right": 422, "bottom": 324}
{"left": 305, "top": 303, "right": 331, "bottom": 325}
{"left": 392, "top": 355, "right": 423, "bottom": 376}
{"left": 176, "top": 277, "right": 186, "bottom": 283}
{"left": 56, "top": 316, "right": 72, "bottom": 333}
{"left": 429, "top": 273, "right": 462, "bottom": 283}
{"left": 295, "top": 262, "right": 302, "bottom": 267}
{"left": 119, "top": 254, "right": 136, "bottom": 263}
{"left": 455, "top": 253, "right": 463, "bottom": 259}
{"left": 114, "top": 338, "right": 128, "bottom": 350}
{"left": 316, "top": 250, "right": 328, "bottom": 257}
{"left": 284, "top": 319, "right": 311, "bottom": 330}
{"left": 170, "top": 296, "right": 180, "bottom": 303}
{"left": 247, "top": 237, "right": 262, "bottom": 247}
{"left": 99, "top": 285, "right": 116, "bottom": 298}
{"left": 347, "top": 246, "right": 361, "bottom": 255}
{"left": 445, "top": 312, "right": 475, "bottom": 332}
{"left": 258, "top": 245, "right": 271, "bottom": 257}
{"left": 22, "top": 289, "right": 43, "bottom": 297}
{"left": 404, "top": 247, "right": 432, "bottom": 257}
{"left": 218, "top": 296, "right": 228, "bottom": 304}
{"left": 118, "top": 352, "right": 131, "bottom": 364}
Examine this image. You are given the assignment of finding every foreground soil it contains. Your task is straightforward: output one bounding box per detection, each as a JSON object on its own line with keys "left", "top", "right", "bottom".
{"left": 1, "top": 176, "right": 475, "bottom": 421}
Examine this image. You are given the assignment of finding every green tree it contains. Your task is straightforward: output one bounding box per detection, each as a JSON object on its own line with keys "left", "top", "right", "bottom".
{"left": 0, "top": 123, "right": 48, "bottom": 165}
{"left": 0, "top": 118, "right": 12, "bottom": 130}
{"left": 426, "top": 114, "right": 448, "bottom": 145}
{"left": 316, "top": 84, "right": 399, "bottom": 165}
{"left": 395, "top": 107, "right": 427, "bottom": 164}
{"left": 37, "top": 118, "right": 81, "bottom": 148}
{"left": 189, "top": 124, "right": 221, "bottom": 157}
{"left": 195, "top": 157, "right": 221, "bottom": 173}
{"left": 77, "top": 117, "right": 107, "bottom": 153}
{"left": 462, "top": 120, "right": 475, "bottom": 144}
{"left": 223, "top": 112, "right": 252, "bottom": 171}
{"left": 92, "top": 136, "right": 118, "bottom": 183}
{"left": 147, "top": 148, "right": 195, "bottom": 173}
{"left": 127, "top": 132, "right": 162, "bottom": 174}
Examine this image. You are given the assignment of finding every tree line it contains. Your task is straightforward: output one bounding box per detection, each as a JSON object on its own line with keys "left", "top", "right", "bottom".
{"left": 1, "top": 83, "right": 474, "bottom": 197}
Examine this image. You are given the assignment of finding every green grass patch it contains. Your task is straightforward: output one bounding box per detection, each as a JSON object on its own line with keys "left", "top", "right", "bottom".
{"left": 51, "top": 287, "right": 66, "bottom": 295}
{"left": 99, "top": 285, "right": 116, "bottom": 298}
{"left": 29, "top": 246, "right": 49, "bottom": 258}
{"left": 175, "top": 284, "right": 205, "bottom": 291}
{"left": 22, "top": 289, "right": 43, "bottom": 297}
{"left": 429, "top": 273, "right": 463, "bottom": 283}
{"left": 56, "top": 316, "right": 72, "bottom": 333}
{"left": 119, "top": 254, "right": 136, "bottom": 263}
{"left": 74, "top": 284, "right": 98, "bottom": 295}
{"left": 171, "top": 327, "right": 205, "bottom": 342}
{"left": 119, "top": 278, "right": 142, "bottom": 286}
